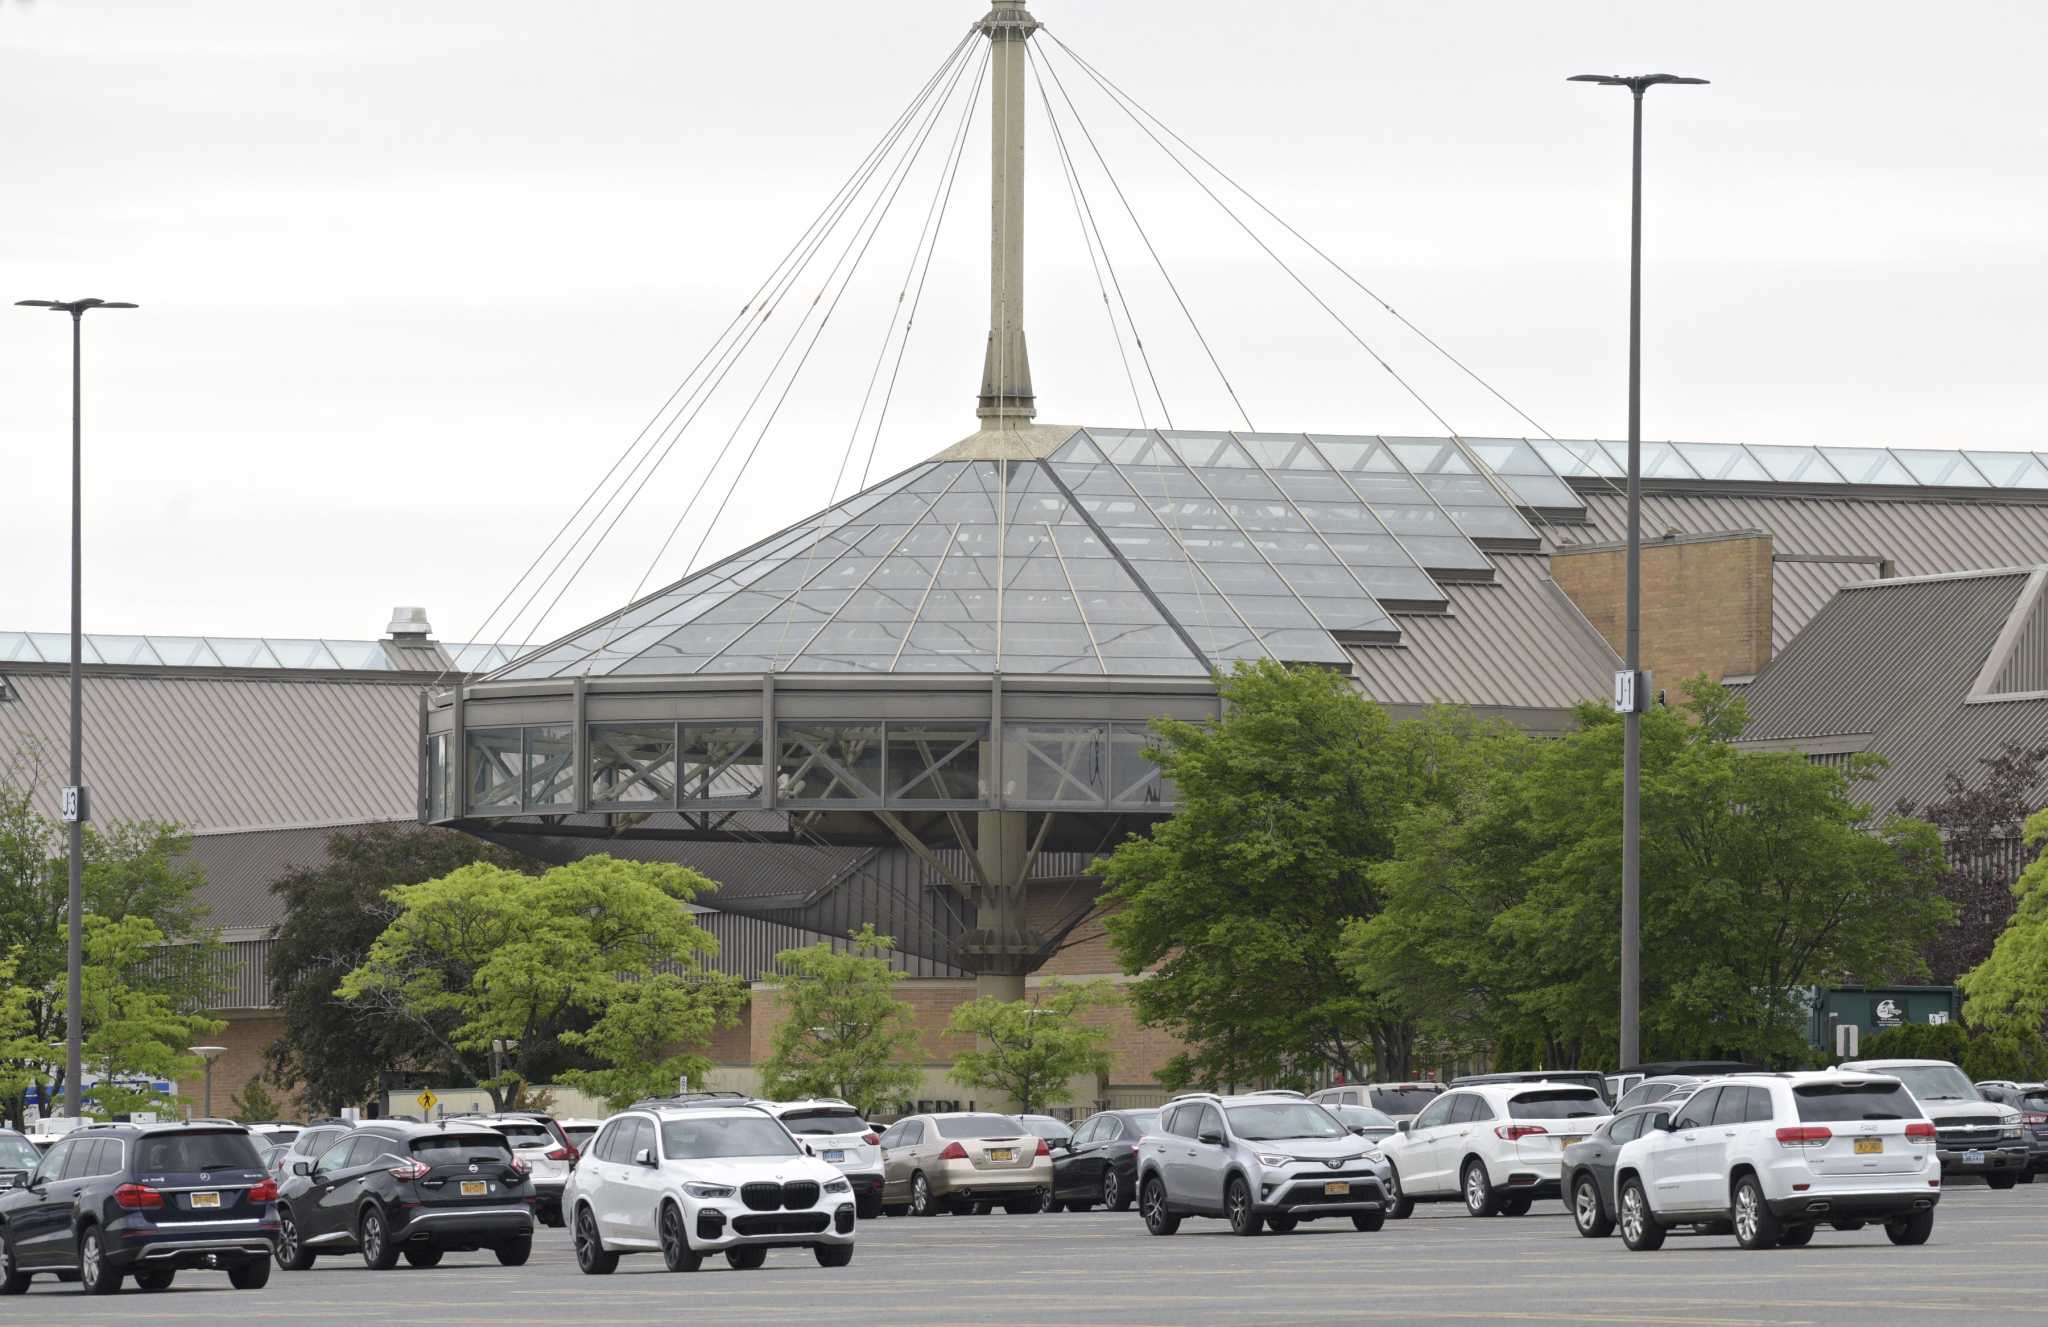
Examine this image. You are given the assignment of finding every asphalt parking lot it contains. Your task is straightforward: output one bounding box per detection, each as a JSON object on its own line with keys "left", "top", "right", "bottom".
{"left": 18, "top": 1182, "right": 2048, "bottom": 1325}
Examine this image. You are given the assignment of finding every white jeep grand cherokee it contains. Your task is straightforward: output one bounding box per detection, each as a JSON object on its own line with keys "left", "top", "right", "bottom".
{"left": 1612, "top": 1071, "right": 1939, "bottom": 1251}
{"left": 564, "top": 1101, "right": 856, "bottom": 1273}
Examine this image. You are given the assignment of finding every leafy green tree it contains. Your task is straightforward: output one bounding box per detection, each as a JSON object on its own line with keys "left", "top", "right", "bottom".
{"left": 758, "top": 926, "right": 923, "bottom": 1115}
{"left": 946, "top": 980, "right": 1119, "bottom": 1114}
{"left": 229, "top": 1077, "right": 284, "bottom": 1122}
{"left": 1961, "top": 810, "right": 2048, "bottom": 1039}
{"left": 559, "top": 973, "right": 749, "bottom": 1111}
{"left": 67, "top": 914, "right": 224, "bottom": 1120}
{"left": 265, "top": 824, "right": 540, "bottom": 1113}
{"left": 1099, "top": 664, "right": 1500, "bottom": 1087}
{"left": 1860, "top": 1020, "right": 2048, "bottom": 1082}
{"left": 338, "top": 854, "right": 737, "bottom": 1110}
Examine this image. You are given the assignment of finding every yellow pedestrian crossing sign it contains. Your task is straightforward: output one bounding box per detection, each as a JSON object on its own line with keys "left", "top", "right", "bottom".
{"left": 416, "top": 1089, "right": 439, "bottom": 1115}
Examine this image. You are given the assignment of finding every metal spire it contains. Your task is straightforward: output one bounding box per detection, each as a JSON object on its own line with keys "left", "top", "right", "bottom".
{"left": 975, "top": 0, "right": 1038, "bottom": 427}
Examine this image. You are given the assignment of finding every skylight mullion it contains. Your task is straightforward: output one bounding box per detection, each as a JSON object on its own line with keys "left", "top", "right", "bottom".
{"left": 1299, "top": 436, "right": 1448, "bottom": 590}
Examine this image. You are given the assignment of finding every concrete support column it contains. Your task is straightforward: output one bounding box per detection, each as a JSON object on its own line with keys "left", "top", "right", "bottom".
{"left": 975, "top": 0, "right": 1037, "bottom": 424}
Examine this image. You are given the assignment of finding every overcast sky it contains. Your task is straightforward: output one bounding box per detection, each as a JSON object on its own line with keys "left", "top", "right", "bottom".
{"left": 4, "top": 0, "right": 2043, "bottom": 647}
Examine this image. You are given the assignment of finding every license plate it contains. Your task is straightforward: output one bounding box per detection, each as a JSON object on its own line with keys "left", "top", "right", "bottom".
{"left": 191, "top": 1191, "right": 220, "bottom": 1209}
{"left": 461, "top": 1180, "right": 488, "bottom": 1197}
{"left": 1855, "top": 1137, "right": 1884, "bottom": 1155}
{"left": 1557, "top": 1136, "right": 1583, "bottom": 1148}
{"left": 1963, "top": 1150, "right": 1985, "bottom": 1165}
{"left": 988, "top": 1149, "right": 1014, "bottom": 1163}
{"left": 1325, "top": 1181, "right": 1350, "bottom": 1196}
{"left": 824, "top": 1150, "right": 845, "bottom": 1163}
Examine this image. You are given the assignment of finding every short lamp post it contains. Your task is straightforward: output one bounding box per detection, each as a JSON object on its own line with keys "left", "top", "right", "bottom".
{"left": 189, "top": 1045, "right": 228, "bottom": 1118}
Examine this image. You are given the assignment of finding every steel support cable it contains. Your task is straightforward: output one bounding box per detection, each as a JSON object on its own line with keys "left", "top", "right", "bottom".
{"left": 1032, "top": 44, "right": 1255, "bottom": 431}
{"left": 1045, "top": 34, "right": 1631, "bottom": 520}
{"left": 837, "top": 45, "right": 992, "bottom": 504}
{"left": 452, "top": 30, "right": 979, "bottom": 678}
{"left": 859, "top": 46, "right": 989, "bottom": 489}
{"left": 520, "top": 36, "right": 980, "bottom": 661}
{"left": 1026, "top": 40, "right": 1151, "bottom": 429}
{"left": 677, "top": 39, "right": 983, "bottom": 584}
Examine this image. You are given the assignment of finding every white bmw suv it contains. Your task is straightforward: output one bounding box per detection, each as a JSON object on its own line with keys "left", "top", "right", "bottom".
{"left": 1382, "top": 1081, "right": 1609, "bottom": 1217}
{"left": 564, "top": 1100, "right": 856, "bottom": 1273}
{"left": 1611, "top": 1071, "right": 1940, "bottom": 1251}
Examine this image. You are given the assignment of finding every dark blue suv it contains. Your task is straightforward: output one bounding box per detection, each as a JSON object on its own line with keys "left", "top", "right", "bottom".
{"left": 0, "top": 1122, "right": 278, "bottom": 1295}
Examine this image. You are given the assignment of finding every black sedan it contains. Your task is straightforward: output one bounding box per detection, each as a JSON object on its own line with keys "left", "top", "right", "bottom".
{"left": 1560, "top": 1103, "right": 1672, "bottom": 1237}
{"left": 1047, "top": 1109, "right": 1160, "bottom": 1213}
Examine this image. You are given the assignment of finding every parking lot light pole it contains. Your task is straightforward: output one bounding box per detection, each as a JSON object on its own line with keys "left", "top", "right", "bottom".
{"left": 190, "top": 1045, "right": 228, "bottom": 1117}
{"left": 1564, "top": 74, "right": 1706, "bottom": 1069}
{"left": 15, "top": 296, "right": 139, "bottom": 1119}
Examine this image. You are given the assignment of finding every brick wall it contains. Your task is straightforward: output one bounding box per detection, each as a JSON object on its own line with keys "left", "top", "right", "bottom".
{"left": 176, "top": 1013, "right": 290, "bottom": 1117}
{"left": 1551, "top": 531, "right": 1775, "bottom": 692}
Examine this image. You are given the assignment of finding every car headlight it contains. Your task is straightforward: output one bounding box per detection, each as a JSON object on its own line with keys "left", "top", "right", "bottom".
{"left": 1363, "top": 1151, "right": 1386, "bottom": 1166}
{"left": 683, "top": 1182, "right": 735, "bottom": 1199}
{"left": 1255, "top": 1154, "right": 1293, "bottom": 1168}
{"left": 823, "top": 1178, "right": 851, "bottom": 1194}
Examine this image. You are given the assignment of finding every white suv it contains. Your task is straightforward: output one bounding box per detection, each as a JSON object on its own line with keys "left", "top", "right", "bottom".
{"left": 755, "top": 1099, "right": 885, "bottom": 1220}
{"left": 564, "top": 1101, "right": 856, "bottom": 1273}
{"left": 462, "top": 1115, "right": 575, "bottom": 1227}
{"left": 1612, "top": 1071, "right": 1940, "bottom": 1251}
{"left": 1382, "top": 1081, "right": 1609, "bottom": 1217}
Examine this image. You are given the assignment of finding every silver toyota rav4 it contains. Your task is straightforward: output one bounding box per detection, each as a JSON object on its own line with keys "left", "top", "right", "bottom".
{"left": 1136, "top": 1092, "right": 1393, "bottom": 1237}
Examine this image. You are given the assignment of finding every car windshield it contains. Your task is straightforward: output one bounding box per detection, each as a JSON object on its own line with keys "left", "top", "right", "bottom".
{"left": 778, "top": 1110, "right": 869, "bottom": 1136}
{"left": 2021, "top": 1092, "right": 2048, "bottom": 1113}
{"left": 1369, "top": 1087, "right": 1443, "bottom": 1115}
{"left": 934, "top": 1115, "right": 1024, "bottom": 1140}
{"left": 1794, "top": 1081, "right": 1924, "bottom": 1122}
{"left": 564, "top": 1125, "right": 598, "bottom": 1147}
{"left": 1126, "top": 1112, "right": 1161, "bottom": 1135}
{"left": 1334, "top": 1106, "right": 1396, "bottom": 1130}
{"left": 409, "top": 1134, "right": 513, "bottom": 1165}
{"left": 1615, "top": 1081, "right": 1684, "bottom": 1111}
{"left": 1225, "top": 1103, "right": 1347, "bottom": 1141}
{"left": 1021, "top": 1117, "right": 1072, "bottom": 1141}
{"left": 1508, "top": 1090, "right": 1606, "bottom": 1120}
{"left": 489, "top": 1122, "right": 555, "bottom": 1146}
{"left": 1883, "top": 1065, "right": 1979, "bottom": 1102}
{"left": 136, "top": 1131, "right": 263, "bottom": 1173}
{"left": 661, "top": 1116, "right": 801, "bottom": 1159}
{"left": 0, "top": 1136, "right": 39, "bottom": 1169}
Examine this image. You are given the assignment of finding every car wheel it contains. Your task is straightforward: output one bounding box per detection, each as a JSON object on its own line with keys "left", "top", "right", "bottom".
{"left": 1987, "top": 1172, "right": 2019, "bottom": 1191}
{"left": 1500, "top": 1195, "right": 1532, "bottom": 1217}
{"left": 228, "top": 1258, "right": 272, "bottom": 1290}
{"left": 274, "top": 1205, "right": 318, "bottom": 1271}
{"left": 1886, "top": 1209, "right": 1934, "bottom": 1246}
{"left": 1731, "top": 1174, "right": 1783, "bottom": 1250}
{"left": 404, "top": 1247, "right": 444, "bottom": 1269}
{"left": 494, "top": 1239, "right": 531, "bottom": 1268}
{"left": 78, "top": 1225, "right": 122, "bottom": 1294}
{"left": 814, "top": 1243, "right": 855, "bottom": 1268}
{"left": 1141, "top": 1175, "right": 1180, "bottom": 1236}
{"left": 1, "top": 1230, "right": 32, "bottom": 1295}
{"left": 540, "top": 1207, "right": 567, "bottom": 1229}
{"left": 856, "top": 1194, "right": 883, "bottom": 1221}
{"left": 1038, "top": 1187, "right": 1061, "bottom": 1214}
{"left": 1462, "top": 1160, "right": 1499, "bottom": 1217}
{"left": 358, "top": 1206, "right": 400, "bottom": 1270}
{"left": 134, "top": 1269, "right": 176, "bottom": 1292}
{"left": 1351, "top": 1211, "right": 1385, "bottom": 1233}
{"left": 1225, "top": 1176, "right": 1264, "bottom": 1236}
{"left": 1266, "top": 1214, "right": 1298, "bottom": 1234}
{"left": 1776, "top": 1225, "right": 1813, "bottom": 1248}
{"left": 1103, "top": 1169, "right": 1131, "bottom": 1212}
{"left": 1617, "top": 1178, "right": 1665, "bottom": 1251}
{"left": 725, "top": 1246, "right": 768, "bottom": 1271}
{"left": 574, "top": 1205, "right": 619, "bottom": 1276}
{"left": 1385, "top": 1165, "right": 1414, "bottom": 1220}
{"left": 910, "top": 1172, "right": 937, "bottom": 1218}
{"left": 1572, "top": 1174, "right": 1614, "bottom": 1239}
{"left": 658, "top": 1202, "right": 702, "bottom": 1273}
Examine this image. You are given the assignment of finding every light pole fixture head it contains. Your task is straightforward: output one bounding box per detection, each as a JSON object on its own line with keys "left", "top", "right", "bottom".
{"left": 16, "top": 298, "right": 140, "bottom": 314}
{"left": 1569, "top": 73, "right": 1710, "bottom": 92}
{"left": 188, "top": 1045, "right": 229, "bottom": 1062}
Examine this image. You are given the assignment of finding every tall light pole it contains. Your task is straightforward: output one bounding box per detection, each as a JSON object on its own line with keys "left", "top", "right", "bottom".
{"left": 1565, "top": 74, "right": 1706, "bottom": 1070}
{"left": 15, "top": 296, "right": 138, "bottom": 1118}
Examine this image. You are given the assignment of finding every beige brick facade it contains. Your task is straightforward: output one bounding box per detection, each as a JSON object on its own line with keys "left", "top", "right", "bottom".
{"left": 1551, "top": 531, "right": 1775, "bottom": 692}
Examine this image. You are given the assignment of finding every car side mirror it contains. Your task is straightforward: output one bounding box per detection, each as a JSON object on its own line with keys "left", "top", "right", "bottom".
{"left": 1048, "top": 1140, "right": 1069, "bottom": 1153}
{"left": 633, "top": 1148, "right": 657, "bottom": 1168}
{"left": 1349, "top": 1126, "right": 1369, "bottom": 1136}
{"left": 1197, "top": 1131, "right": 1224, "bottom": 1146}
{"left": 1396, "top": 1121, "right": 1411, "bottom": 1134}
{"left": 0, "top": 1174, "right": 20, "bottom": 1190}
{"left": 292, "top": 1161, "right": 312, "bottom": 1178}
{"left": 1650, "top": 1112, "right": 1675, "bottom": 1133}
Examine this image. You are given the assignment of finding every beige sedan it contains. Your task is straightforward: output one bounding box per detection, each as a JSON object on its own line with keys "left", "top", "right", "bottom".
{"left": 878, "top": 1112, "right": 1053, "bottom": 1216}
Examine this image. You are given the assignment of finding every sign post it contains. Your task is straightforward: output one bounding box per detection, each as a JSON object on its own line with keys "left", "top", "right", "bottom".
{"left": 416, "top": 1088, "right": 439, "bottom": 1117}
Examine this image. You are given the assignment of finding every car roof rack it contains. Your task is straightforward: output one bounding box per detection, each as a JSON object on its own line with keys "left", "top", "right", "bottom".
{"left": 1163, "top": 1091, "right": 1223, "bottom": 1105}
{"left": 626, "top": 1090, "right": 756, "bottom": 1112}
{"left": 1242, "top": 1089, "right": 1306, "bottom": 1099}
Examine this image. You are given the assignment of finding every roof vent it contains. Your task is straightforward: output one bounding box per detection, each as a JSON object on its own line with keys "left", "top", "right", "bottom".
{"left": 386, "top": 607, "right": 433, "bottom": 640}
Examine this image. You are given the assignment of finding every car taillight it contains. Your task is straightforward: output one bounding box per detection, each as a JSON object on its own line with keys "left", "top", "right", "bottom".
{"left": 246, "top": 1178, "right": 279, "bottom": 1204}
{"left": 545, "top": 1148, "right": 573, "bottom": 1161}
{"left": 2023, "top": 1114, "right": 2048, "bottom": 1127}
{"left": 939, "top": 1142, "right": 967, "bottom": 1160}
{"left": 113, "top": 1183, "right": 164, "bottom": 1210}
{"left": 863, "top": 1133, "right": 881, "bottom": 1146}
{"left": 1776, "top": 1126, "right": 1831, "bottom": 1148}
{"left": 388, "top": 1158, "right": 431, "bottom": 1181}
{"left": 1035, "top": 1137, "right": 1050, "bottom": 1156}
{"left": 508, "top": 1154, "right": 530, "bottom": 1176}
{"left": 1495, "top": 1125, "right": 1547, "bottom": 1141}
{"left": 1906, "top": 1121, "right": 1937, "bottom": 1140}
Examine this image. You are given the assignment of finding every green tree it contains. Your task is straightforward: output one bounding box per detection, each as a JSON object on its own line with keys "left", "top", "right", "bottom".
{"left": 69, "top": 914, "right": 224, "bottom": 1120}
{"left": 229, "top": 1077, "right": 284, "bottom": 1122}
{"left": 758, "top": 926, "right": 923, "bottom": 1115}
{"left": 1961, "top": 810, "right": 2048, "bottom": 1038}
{"left": 1099, "top": 664, "right": 1497, "bottom": 1087}
{"left": 946, "top": 980, "right": 1119, "bottom": 1114}
{"left": 338, "top": 854, "right": 738, "bottom": 1110}
{"left": 265, "top": 824, "right": 541, "bottom": 1113}
{"left": 559, "top": 973, "right": 749, "bottom": 1111}
{"left": 1860, "top": 1020, "right": 2048, "bottom": 1083}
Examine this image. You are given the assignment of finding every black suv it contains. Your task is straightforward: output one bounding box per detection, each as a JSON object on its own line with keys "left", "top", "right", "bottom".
{"left": 273, "top": 1121, "right": 535, "bottom": 1270}
{"left": 0, "top": 1122, "right": 278, "bottom": 1295}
